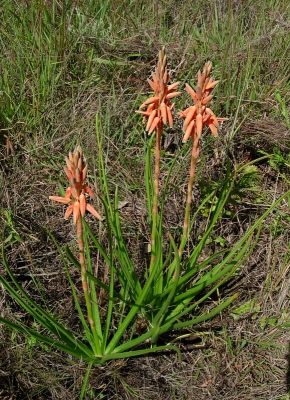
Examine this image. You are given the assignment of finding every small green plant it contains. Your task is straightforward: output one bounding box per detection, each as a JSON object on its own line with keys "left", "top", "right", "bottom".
{"left": 259, "top": 147, "right": 290, "bottom": 184}
{"left": 229, "top": 164, "right": 263, "bottom": 204}
{"left": 1, "top": 48, "right": 289, "bottom": 399}
{"left": 200, "top": 163, "right": 262, "bottom": 210}
{"left": 274, "top": 89, "right": 290, "bottom": 128}
{"left": 230, "top": 298, "right": 261, "bottom": 321}
{"left": 260, "top": 146, "right": 290, "bottom": 171}
{"left": 1, "top": 210, "right": 22, "bottom": 245}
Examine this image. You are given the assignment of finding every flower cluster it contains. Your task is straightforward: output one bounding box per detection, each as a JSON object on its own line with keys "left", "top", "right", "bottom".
{"left": 178, "top": 61, "right": 227, "bottom": 156}
{"left": 49, "top": 146, "right": 102, "bottom": 224}
{"left": 136, "top": 47, "right": 180, "bottom": 133}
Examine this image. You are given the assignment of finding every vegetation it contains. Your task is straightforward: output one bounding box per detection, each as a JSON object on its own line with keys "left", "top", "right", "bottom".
{"left": 1, "top": 0, "right": 290, "bottom": 399}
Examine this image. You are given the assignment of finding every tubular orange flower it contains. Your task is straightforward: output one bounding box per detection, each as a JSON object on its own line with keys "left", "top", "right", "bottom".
{"left": 49, "top": 146, "right": 102, "bottom": 224}
{"left": 178, "top": 61, "right": 227, "bottom": 148}
{"left": 136, "top": 47, "right": 180, "bottom": 133}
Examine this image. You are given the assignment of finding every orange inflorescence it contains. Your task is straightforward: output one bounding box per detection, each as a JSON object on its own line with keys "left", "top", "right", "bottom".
{"left": 49, "top": 146, "right": 102, "bottom": 224}
{"left": 136, "top": 47, "right": 180, "bottom": 133}
{"left": 178, "top": 61, "right": 227, "bottom": 157}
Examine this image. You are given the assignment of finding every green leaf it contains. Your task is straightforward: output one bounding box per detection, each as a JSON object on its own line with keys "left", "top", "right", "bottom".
{"left": 230, "top": 298, "right": 260, "bottom": 321}
{"left": 101, "top": 344, "right": 181, "bottom": 364}
{"left": 0, "top": 316, "right": 94, "bottom": 361}
{"left": 2, "top": 245, "right": 93, "bottom": 358}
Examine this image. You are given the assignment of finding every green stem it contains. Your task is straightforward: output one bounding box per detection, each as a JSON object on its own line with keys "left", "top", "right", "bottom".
{"left": 76, "top": 217, "right": 102, "bottom": 355}
{"left": 179, "top": 147, "right": 197, "bottom": 257}
{"left": 149, "top": 123, "right": 163, "bottom": 275}
{"left": 80, "top": 361, "right": 94, "bottom": 400}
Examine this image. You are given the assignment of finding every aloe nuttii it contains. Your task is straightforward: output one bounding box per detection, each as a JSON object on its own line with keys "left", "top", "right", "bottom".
{"left": 137, "top": 47, "right": 181, "bottom": 134}
{"left": 49, "top": 145, "right": 102, "bottom": 224}
{"left": 178, "top": 61, "right": 227, "bottom": 157}
{"left": 178, "top": 62, "right": 227, "bottom": 256}
{"left": 137, "top": 48, "right": 180, "bottom": 275}
{"left": 49, "top": 146, "right": 102, "bottom": 354}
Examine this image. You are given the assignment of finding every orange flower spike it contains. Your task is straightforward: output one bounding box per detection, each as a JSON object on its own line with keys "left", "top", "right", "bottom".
{"left": 179, "top": 60, "right": 227, "bottom": 143}
{"left": 137, "top": 47, "right": 180, "bottom": 133}
{"left": 50, "top": 146, "right": 102, "bottom": 224}
{"left": 139, "top": 48, "right": 180, "bottom": 276}
{"left": 179, "top": 60, "right": 227, "bottom": 259}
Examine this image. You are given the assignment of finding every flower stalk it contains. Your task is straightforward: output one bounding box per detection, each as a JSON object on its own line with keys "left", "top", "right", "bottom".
{"left": 137, "top": 47, "right": 180, "bottom": 275}
{"left": 178, "top": 61, "right": 226, "bottom": 256}
{"left": 179, "top": 147, "right": 198, "bottom": 256}
{"left": 150, "top": 122, "right": 162, "bottom": 273}
{"left": 76, "top": 215, "right": 101, "bottom": 355}
{"left": 49, "top": 146, "right": 102, "bottom": 354}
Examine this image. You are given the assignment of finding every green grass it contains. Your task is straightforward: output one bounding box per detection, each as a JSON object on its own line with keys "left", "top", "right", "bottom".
{"left": 0, "top": 0, "right": 289, "bottom": 143}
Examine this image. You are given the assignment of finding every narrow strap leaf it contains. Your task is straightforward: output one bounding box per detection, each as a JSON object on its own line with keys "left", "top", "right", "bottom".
{"left": 159, "top": 293, "right": 238, "bottom": 334}
{"left": 101, "top": 344, "right": 181, "bottom": 364}
{"left": 0, "top": 316, "right": 94, "bottom": 361}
